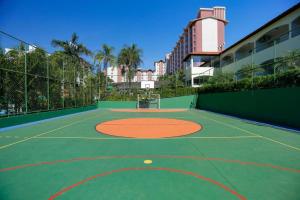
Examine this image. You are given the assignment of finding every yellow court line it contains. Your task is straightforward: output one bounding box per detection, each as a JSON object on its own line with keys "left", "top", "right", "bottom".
{"left": 0, "top": 135, "right": 20, "bottom": 139}
{"left": 34, "top": 135, "right": 261, "bottom": 140}
{"left": 0, "top": 112, "right": 104, "bottom": 150}
{"left": 196, "top": 111, "right": 300, "bottom": 152}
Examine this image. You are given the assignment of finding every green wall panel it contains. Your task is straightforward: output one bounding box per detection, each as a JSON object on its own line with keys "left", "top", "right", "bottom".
{"left": 97, "top": 95, "right": 198, "bottom": 109}
{"left": 0, "top": 105, "right": 97, "bottom": 129}
{"left": 197, "top": 87, "right": 300, "bottom": 129}
{"left": 160, "top": 95, "right": 198, "bottom": 108}
{"left": 97, "top": 101, "right": 137, "bottom": 109}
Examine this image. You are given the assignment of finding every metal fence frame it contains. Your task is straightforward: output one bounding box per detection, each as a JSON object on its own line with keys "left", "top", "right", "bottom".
{"left": 0, "top": 31, "right": 98, "bottom": 117}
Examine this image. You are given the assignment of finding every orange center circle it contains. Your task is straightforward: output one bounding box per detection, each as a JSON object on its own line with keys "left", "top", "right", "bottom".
{"left": 96, "top": 118, "right": 202, "bottom": 138}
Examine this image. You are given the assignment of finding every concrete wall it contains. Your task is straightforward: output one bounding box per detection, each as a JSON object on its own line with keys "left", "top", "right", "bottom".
{"left": 202, "top": 18, "right": 218, "bottom": 52}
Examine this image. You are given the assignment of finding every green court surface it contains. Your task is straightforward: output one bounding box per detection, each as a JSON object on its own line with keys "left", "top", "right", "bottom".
{"left": 0, "top": 109, "right": 300, "bottom": 200}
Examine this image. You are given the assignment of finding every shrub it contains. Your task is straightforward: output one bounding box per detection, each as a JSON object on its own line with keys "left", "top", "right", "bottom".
{"left": 198, "top": 68, "right": 300, "bottom": 94}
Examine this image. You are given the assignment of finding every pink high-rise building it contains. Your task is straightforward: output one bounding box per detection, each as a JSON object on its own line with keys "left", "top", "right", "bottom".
{"left": 166, "top": 6, "right": 227, "bottom": 87}
{"left": 165, "top": 4, "right": 300, "bottom": 87}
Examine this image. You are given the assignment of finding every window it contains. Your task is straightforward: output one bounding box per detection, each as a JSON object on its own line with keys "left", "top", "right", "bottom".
{"left": 235, "top": 42, "right": 254, "bottom": 61}
{"left": 193, "top": 77, "right": 200, "bottom": 85}
{"left": 256, "top": 24, "right": 289, "bottom": 52}
{"left": 221, "top": 54, "right": 234, "bottom": 67}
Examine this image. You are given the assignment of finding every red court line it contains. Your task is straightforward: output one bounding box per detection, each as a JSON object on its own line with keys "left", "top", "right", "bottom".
{"left": 1, "top": 155, "right": 299, "bottom": 174}
{"left": 48, "top": 167, "right": 247, "bottom": 200}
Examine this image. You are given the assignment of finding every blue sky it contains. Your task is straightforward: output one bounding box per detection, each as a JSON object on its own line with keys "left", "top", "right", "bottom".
{"left": 0, "top": 0, "right": 299, "bottom": 69}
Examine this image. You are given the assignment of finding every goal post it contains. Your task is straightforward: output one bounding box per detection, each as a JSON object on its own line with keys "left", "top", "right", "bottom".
{"left": 137, "top": 80, "right": 160, "bottom": 109}
{"left": 137, "top": 93, "right": 160, "bottom": 109}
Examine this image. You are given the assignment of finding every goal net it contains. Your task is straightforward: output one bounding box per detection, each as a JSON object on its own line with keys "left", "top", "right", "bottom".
{"left": 137, "top": 92, "right": 160, "bottom": 109}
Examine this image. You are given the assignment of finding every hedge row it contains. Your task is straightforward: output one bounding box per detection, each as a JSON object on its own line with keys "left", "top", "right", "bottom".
{"left": 199, "top": 69, "right": 300, "bottom": 94}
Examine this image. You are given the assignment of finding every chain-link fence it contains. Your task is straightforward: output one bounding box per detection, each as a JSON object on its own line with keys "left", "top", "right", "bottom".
{"left": 0, "top": 31, "right": 98, "bottom": 117}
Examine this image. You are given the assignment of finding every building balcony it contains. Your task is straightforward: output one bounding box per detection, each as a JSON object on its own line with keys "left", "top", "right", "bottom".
{"left": 222, "top": 32, "right": 300, "bottom": 73}
{"left": 183, "top": 55, "right": 216, "bottom": 87}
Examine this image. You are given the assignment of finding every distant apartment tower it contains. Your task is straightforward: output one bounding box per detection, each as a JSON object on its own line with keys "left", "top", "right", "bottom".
{"left": 168, "top": 6, "right": 227, "bottom": 74}
{"left": 167, "top": 6, "right": 227, "bottom": 86}
{"left": 154, "top": 60, "right": 166, "bottom": 77}
{"left": 105, "top": 61, "right": 165, "bottom": 83}
{"left": 134, "top": 69, "right": 154, "bottom": 82}
{"left": 165, "top": 53, "right": 171, "bottom": 74}
{"left": 106, "top": 67, "right": 123, "bottom": 83}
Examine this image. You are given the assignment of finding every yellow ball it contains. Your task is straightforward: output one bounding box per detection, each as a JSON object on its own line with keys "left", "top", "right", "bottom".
{"left": 144, "top": 160, "right": 153, "bottom": 164}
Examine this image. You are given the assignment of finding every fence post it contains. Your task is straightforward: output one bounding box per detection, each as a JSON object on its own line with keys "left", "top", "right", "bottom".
{"left": 83, "top": 65, "right": 85, "bottom": 106}
{"left": 98, "top": 68, "right": 101, "bottom": 101}
{"left": 175, "top": 73, "right": 178, "bottom": 96}
{"left": 4, "top": 69, "right": 8, "bottom": 116}
{"left": 47, "top": 56, "right": 50, "bottom": 110}
{"left": 74, "top": 63, "right": 77, "bottom": 107}
{"left": 62, "top": 61, "right": 65, "bottom": 108}
{"left": 24, "top": 46, "right": 28, "bottom": 114}
{"left": 90, "top": 73, "right": 92, "bottom": 104}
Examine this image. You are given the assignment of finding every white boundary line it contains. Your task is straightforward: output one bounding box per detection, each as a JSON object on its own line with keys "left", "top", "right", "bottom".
{"left": 194, "top": 110, "right": 300, "bottom": 151}
{"left": 0, "top": 113, "right": 102, "bottom": 150}
{"left": 0, "top": 109, "right": 98, "bottom": 132}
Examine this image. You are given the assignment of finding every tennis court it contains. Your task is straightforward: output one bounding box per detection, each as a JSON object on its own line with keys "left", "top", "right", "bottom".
{"left": 0, "top": 108, "right": 300, "bottom": 199}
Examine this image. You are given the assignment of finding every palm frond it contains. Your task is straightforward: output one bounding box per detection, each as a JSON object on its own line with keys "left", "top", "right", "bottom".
{"left": 94, "top": 44, "right": 115, "bottom": 70}
{"left": 71, "top": 33, "right": 79, "bottom": 44}
{"left": 51, "top": 39, "right": 68, "bottom": 48}
{"left": 77, "top": 44, "right": 92, "bottom": 56}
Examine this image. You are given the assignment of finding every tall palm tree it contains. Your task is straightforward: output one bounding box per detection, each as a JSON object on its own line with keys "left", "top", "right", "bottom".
{"left": 94, "top": 44, "right": 115, "bottom": 90}
{"left": 51, "top": 33, "right": 92, "bottom": 105}
{"left": 118, "top": 44, "right": 142, "bottom": 90}
{"left": 51, "top": 33, "right": 92, "bottom": 60}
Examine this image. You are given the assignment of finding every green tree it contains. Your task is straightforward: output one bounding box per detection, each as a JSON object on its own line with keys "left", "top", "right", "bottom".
{"left": 51, "top": 33, "right": 92, "bottom": 59}
{"left": 236, "top": 64, "right": 264, "bottom": 80}
{"left": 26, "top": 48, "right": 48, "bottom": 111}
{"left": 94, "top": 44, "right": 115, "bottom": 92}
{"left": 208, "top": 72, "right": 234, "bottom": 84}
{"left": 275, "top": 50, "right": 300, "bottom": 73}
{"left": 0, "top": 45, "right": 27, "bottom": 114}
{"left": 51, "top": 33, "right": 93, "bottom": 107}
{"left": 117, "top": 44, "right": 142, "bottom": 91}
{"left": 176, "top": 69, "right": 185, "bottom": 87}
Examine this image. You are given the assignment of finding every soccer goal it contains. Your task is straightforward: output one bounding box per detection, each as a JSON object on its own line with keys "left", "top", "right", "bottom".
{"left": 137, "top": 80, "right": 160, "bottom": 109}
{"left": 137, "top": 93, "right": 160, "bottom": 109}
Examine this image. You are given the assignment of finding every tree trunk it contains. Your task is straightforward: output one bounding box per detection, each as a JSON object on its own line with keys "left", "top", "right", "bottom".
{"left": 128, "top": 68, "right": 132, "bottom": 94}
{"left": 98, "top": 66, "right": 101, "bottom": 101}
